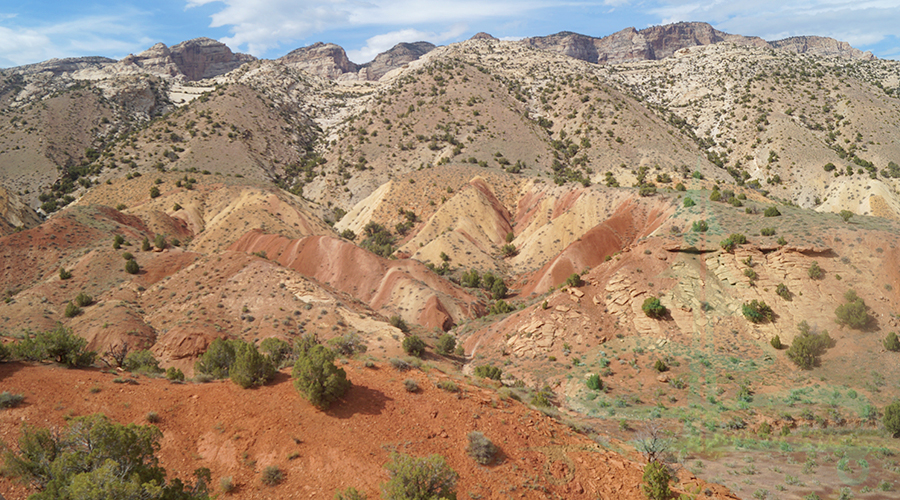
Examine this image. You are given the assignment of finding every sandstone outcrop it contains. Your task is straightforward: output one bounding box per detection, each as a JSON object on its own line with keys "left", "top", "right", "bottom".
{"left": 279, "top": 42, "right": 360, "bottom": 79}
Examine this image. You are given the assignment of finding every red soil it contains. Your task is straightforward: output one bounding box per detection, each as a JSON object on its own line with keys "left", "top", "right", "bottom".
{"left": 0, "top": 362, "right": 673, "bottom": 500}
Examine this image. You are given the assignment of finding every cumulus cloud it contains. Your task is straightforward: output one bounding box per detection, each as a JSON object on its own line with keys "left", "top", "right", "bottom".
{"left": 185, "top": 0, "right": 559, "bottom": 55}
{"left": 347, "top": 24, "right": 468, "bottom": 63}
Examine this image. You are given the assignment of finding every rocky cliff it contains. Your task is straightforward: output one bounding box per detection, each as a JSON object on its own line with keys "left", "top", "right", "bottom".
{"left": 120, "top": 37, "right": 254, "bottom": 81}
{"left": 523, "top": 21, "right": 872, "bottom": 64}
{"left": 279, "top": 42, "right": 360, "bottom": 79}
{"left": 359, "top": 41, "right": 436, "bottom": 80}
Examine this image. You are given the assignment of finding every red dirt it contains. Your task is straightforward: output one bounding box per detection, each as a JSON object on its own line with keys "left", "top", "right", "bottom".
{"left": 228, "top": 231, "right": 484, "bottom": 330}
{"left": 0, "top": 361, "right": 677, "bottom": 500}
{"left": 521, "top": 197, "right": 674, "bottom": 295}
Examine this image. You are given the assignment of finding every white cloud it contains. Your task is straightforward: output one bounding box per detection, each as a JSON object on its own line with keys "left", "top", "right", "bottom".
{"left": 347, "top": 24, "right": 468, "bottom": 63}
{"left": 184, "top": 0, "right": 563, "bottom": 55}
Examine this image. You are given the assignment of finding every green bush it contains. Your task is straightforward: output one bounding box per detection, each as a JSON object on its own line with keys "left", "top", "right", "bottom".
{"left": 709, "top": 190, "right": 721, "bottom": 202}
{"left": 1, "top": 414, "right": 209, "bottom": 498}
{"left": 885, "top": 332, "right": 900, "bottom": 352}
{"left": 473, "top": 364, "right": 502, "bottom": 380}
{"left": 154, "top": 234, "right": 167, "bottom": 250}
{"left": 770, "top": 335, "right": 783, "bottom": 350}
{"left": 113, "top": 234, "right": 125, "bottom": 249}
{"left": 74, "top": 292, "right": 94, "bottom": 307}
{"left": 760, "top": 227, "right": 776, "bottom": 236}
{"left": 165, "top": 366, "right": 185, "bottom": 381}
{"left": 490, "top": 279, "right": 508, "bottom": 300}
{"left": 0, "top": 391, "right": 25, "bottom": 409}
{"left": 328, "top": 332, "right": 368, "bottom": 357}
{"left": 566, "top": 273, "right": 584, "bottom": 287}
{"left": 586, "top": 374, "right": 603, "bottom": 391}
{"left": 403, "top": 379, "right": 419, "bottom": 392}
{"left": 776, "top": 283, "right": 791, "bottom": 300}
{"left": 149, "top": 185, "right": 160, "bottom": 198}
{"left": 260, "top": 465, "right": 284, "bottom": 486}
{"left": 885, "top": 401, "right": 900, "bottom": 437}
{"left": 59, "top": 268, "right": 72, "bottom": 280}
{"left": 13, "top": 325, "right": 95, "bottom": 367}
{"left": 642, "top": 297, "right": 667, "bottom": 319}
{"left": 489, "top": 299, "right": 514, "bottom": 315}
{"left": 124, "top": 349, "right": 163, "bottom": 374}
{"left": 64, "top": 301, "right": 82, "bottom": 318}
{"left": 683, "top": 197, "right": 695, "bottom": 207}
{"left": 808, "top": 261, "right": 823, "bottom": 279}
{"left": 642, "top": 461, "right": 672, "bottom": 500}
{"left": 335, "top": 487, "right": 367, "bottom": 499}
{"left": 653, "top": 359, "right": 668, "bottom": 372}
{"left": 435, "top": 334, "right": 456, "bottom": 355}
{"left": 764, "top": 206, "right": 781, "bottom": 217}
{"left": 466, "top": 431, "right": 498, "bottom": 465}
{"left": 340, "top": 229, "right": 357, "bottom": 241}
{"left": 389, "top": 315, "right": 409, "bottom": 334}
{"left": 786, "top": 321, "right": 832, "bottom": 369}
{"left": 122, "top": 252, "right": 134, "bottom": 261}
{"left": 260, "top": 337, "right": 293, "bottom": 367}
{"left": 742, "top": 300, "right": 773, "bottom": 323}
{"left": 194, "top": 338, "right": 238, "bottom": 379}
{"left": 840, "top": 210, "right": 854, "bottom": 223}
{"left": 292, "top": 344, "right": 350, "bottom": 409}
{"left": 0, "top": 342, "right": 9, "bottom": 362}
{"left": 125, "top": 259, "right": 140, "bottom": 274}
{"left": 141, "top": 237, "right": 151, "bottom": 252}
{"left": 501, "top": 243, "right": 517, "bottom": 257}
{"left": 230, "top": 341, "right": 276, "bottom": 388}
{"left": 402, "top": 336, "right": 426, "bottom": 357}
{"left": 691, "top": 220, "right": 708, "bottom": 232}
{"left": 675, "top": 183, "right": 686, "bottom": 191}
{"left": 720, "top": 238, "right": 736, "bottom": 252}
{"left": 835, "top": 289, "right": 869, "bottom": 329}
{"left": 729, "top": 233, "right": 747, "bottom": 244}
{"left": 381, "top": 453, "right": 457, "bottom": 500}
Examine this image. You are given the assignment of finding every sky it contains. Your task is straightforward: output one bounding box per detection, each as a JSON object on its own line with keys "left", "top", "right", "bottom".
{"left": 1, "top": 0, "right": 899, "bottom": 68}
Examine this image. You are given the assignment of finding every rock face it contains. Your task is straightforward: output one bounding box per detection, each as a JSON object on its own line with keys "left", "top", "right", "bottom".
{"left": 523, "top": 22, "right": 872, "bottom": 64}
{"left": 10, "top": 56, "right": 116, "bottom": 75}
{"left": 120, "top": 38, "right": 254, "bottom": 81}
{"left": 771, "top": 36, "right": 875, "bottom": 60}
{"left": 359, "top": 41, "right": 436, "bottom": 80}
{"left": 280, "top": 41, "right": 435, "bottom": 81}
{"left": 279, "top": 42, "right": 360, "bottom": 79}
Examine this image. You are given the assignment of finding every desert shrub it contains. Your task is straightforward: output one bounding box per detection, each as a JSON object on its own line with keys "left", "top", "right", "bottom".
{"left": 642, "top": 461, "right": 672, "bottom": 500}
{"left": 404, "top": 379, "right": 419, "bottom": 392}
{"left": 885, "top": 332, "right": 900, "bottom": 352}
{"left": 340, "top": 229, "right": 357, "bottom": 241}
{"left": 840, "top": 210, "right": 854, "bottom": 223}
{"left": 74, "top": 292, "right": 94, "bottom": 307}
{"left": 328, "top": 332, "right": 368, "bottom": 357}
{"left": 390, "top": 358, "right": 411, "bottom": 371}
{"left": 473, "top": 364, "right": 502, "bottom": 380}
{"left": 490, "top": 279, "right": 508, "bottom": 300}
{"left": 691, "top": 220, "right": 708, "bottom": 232}
{"left": 122, "top": 252, "right": 134, "bottom": 260}
{"left": 149, "top": 185, "right": 160, "bottom": 198}
{"left": 125, "top": 259, "right": 140, "bottom": 274}
{"left": 292, "top": 344, "right": 350, "bottom": 409}
{"left": 194, "top": 338, "right": 237, "bottom": 379}
{"left": 566, "top": 273, "right": 584, "bottom": 287}
{"left": 770, "top": 335, "right": 783, "bottom": 350}
{"left": 885, "top": 401, "right": 900, "bottom": 437}
{"left": 654, "top": 359, "right": 668, "bottom": 372}
{"left": 764, "top": 206, "right": 781, "bottom": 217}
{"left": 1, "top": 414, "right": 209, "bottom": 498}
{"left": 467, "top": 431, "right": 498, "bottom": 464}
{"left": 435, "top": 334, "right": 456, "bottom": 355}
{"left": 0, "top": 342, "right": 9, "bottom": 362}
{"left": 436, "top": 380, "right": 458, "bottom": 392}
{"left": 808, "top": 261, "right": 823, "bottom": 279}
{"left": 729, "top": 233, "right": 747, "bottom": 244}
{"left": 261, "top": 465, "right": 284, "bottom": 486}
{"left": 709, "top": 190, "right": 721, "bottom": 202}
{"left": 501, "top": 243, "right": 517, "bottom": 257}
{"left": 141, "top": 237, "right": 151, "bottom": 251}
{"left": 145, "top": 411, "right": 160, "bottom": 423}
{"left": 461, "top": 268, "right": 481, "bottom": 288}
{"left": 835, "top": 289, "right": 869, "bottom": 329}
{"left": 64, "top": 301, "right": 82, "bottom": 318}
{"left": 260, "top": 337, "right": 293, "bottom": 367}
{"left": 154, "top": 234, "right": 167, "bottom": 250}
{"left": 586, "top": 374, "right": 603, "bottom": 391}
{"left": 220, "top": 476, "right": 235, "bottom": 493}
{"left": 335, "top": 487, "right": 367, "bottom": 500}
{"left": 776, "top": 283, "right": 791, "bottom": 300}
{"left": 13, "top": 324, "right": 95, "bottom": 367}
{"left": 777, "top": 236, "right": 787, "bottom": 245}
{"left": 124, "top": 349, "right": 163, "bottom": 374}
{"left": 165, "top": 366, "right": 185, "bottom": 381}
{"left": 230, "top": 341, "right": 276, "bottom": 388}
{"left": 742, "top": 300, "right": 773, "bottom": 323}
{"left": 360, "top": 222, "right": 395, "bottom": 258}
{"left": 389, "top": 315, "right": 409, "bottom": 334}
{"left": 743, "top": 268, "right": 757, "bottom": 280}
{"left": 59, "top": 268, "right": 72, "bottom": 280}
{"left": 683, "top": 197, "right": 695, "bottom": 207}
{"left": 0, "top": 391, "right": 25, "bottom": 409}
{"left": 381, "top": 453, "right": 457, "bottom": 500}
{"left": 720, "top": 238, "right": 736, "bottom": 252}
{"left": 402, "top": 336, "right": 426, "bottom": 357}
{"left": 760, "top": 227, "right": 776, "bottom": 236}
{"left": 489, "top": 299, "right": 515, "bottom": 315}
{"left": 642, "top": 297, "right": 667, "bottom": 318}
{"left": 786, "top": 321, "right": 832, "bottom": 369}
{"left": 113, "top": 234, "right": 125, "bottom": 249}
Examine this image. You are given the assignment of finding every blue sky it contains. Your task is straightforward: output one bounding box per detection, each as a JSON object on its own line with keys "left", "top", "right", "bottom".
{"left": 1, "top": 0, "right": 898, "bottom": 68}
